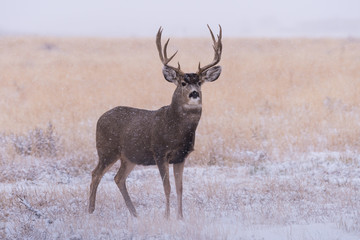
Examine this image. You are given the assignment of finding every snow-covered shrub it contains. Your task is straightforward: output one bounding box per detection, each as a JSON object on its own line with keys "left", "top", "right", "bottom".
{"left": 12, "top": 122, "right": 60, "bottom": 158}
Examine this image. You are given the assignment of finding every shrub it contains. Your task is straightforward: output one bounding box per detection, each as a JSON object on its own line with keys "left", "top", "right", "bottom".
{"left": 13, "top": 122, "right": 60, "bottom": 158}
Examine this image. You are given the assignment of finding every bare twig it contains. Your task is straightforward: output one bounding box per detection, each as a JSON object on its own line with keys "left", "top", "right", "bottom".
{"left": 18, "top": 196, "right": 53, "bottom": 224}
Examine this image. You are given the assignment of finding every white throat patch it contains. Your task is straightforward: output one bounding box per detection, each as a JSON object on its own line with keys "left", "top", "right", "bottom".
{"left": 184, "top": 97, "right": 202, "bottom": 110}
{"left": 188, "top": 98, "right": 201, "bottom": 105}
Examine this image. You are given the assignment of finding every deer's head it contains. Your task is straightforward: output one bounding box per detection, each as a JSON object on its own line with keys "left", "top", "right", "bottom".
{"left": 156, "top": 25, "right": 222, "bottom": 111}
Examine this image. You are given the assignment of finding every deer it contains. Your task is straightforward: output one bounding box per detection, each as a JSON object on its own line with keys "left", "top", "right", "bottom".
{"left": 88, "top": 25, "right": 222, "bottom": 219}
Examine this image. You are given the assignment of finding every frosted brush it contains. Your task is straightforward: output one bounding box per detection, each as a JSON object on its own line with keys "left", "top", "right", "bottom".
{"left": 89, "top": 25, "right": 222, "bottom": 219}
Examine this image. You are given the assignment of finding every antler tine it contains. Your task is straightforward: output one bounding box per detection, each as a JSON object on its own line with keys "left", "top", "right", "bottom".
{"left": 163, "top": 38, "right": 178, "bottom": 65}
{"left": 207, "top": 24, "right": 216, "bottom": 44}
{"left": 218, "top": 24, "right": 222, "bottom": 41}
{"left": 156, "top": 27, "right": 163, "bottom": 61}
{"left": 156, "top": 26, "right": 183, "bottom": 74}
{"left": 156, "top": 27, "right": 166, "bottom": 64}
{"left": 197, "top": 25, "right": 223, "bottom": 74}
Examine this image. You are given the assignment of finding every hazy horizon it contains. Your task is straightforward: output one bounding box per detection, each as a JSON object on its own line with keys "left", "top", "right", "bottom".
{"left": 1, "top": 0, "right": 360, "bottom": 38}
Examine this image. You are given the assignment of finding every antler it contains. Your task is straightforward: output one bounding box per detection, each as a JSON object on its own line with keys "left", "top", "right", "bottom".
{"left": 197, "top": 24, "right": 222, "bottom": 75}
{"left": 156, "top": 27, "right": 183, "bottom": 75}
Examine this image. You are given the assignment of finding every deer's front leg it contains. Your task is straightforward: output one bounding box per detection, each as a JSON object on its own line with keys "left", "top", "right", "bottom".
{"left": 173, "top": 161, "right": 185, "bottom": 219}
{"left": 157, "top": 160, "right": 171, "bottom": 218}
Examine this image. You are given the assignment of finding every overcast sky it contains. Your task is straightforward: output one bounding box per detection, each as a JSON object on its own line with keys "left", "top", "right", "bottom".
{"left": 1, "top": 0, "right": 360, "bottom": 37}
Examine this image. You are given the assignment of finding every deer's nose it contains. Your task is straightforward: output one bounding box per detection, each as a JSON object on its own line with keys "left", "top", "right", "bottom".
{"left": 189, "top": 91, "right": 199, "bottom": 99}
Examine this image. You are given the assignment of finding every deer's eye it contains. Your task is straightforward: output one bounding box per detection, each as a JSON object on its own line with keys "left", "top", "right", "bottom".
{"left": 197, "top": 82, "right": 202, "bottom": 86}
{"left": 181, "top": 82, "right": 187, "bottom": 87}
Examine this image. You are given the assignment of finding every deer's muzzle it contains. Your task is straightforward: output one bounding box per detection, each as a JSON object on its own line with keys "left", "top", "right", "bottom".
{"left": 189, "top": 91, "right": 200, "bottom": 99}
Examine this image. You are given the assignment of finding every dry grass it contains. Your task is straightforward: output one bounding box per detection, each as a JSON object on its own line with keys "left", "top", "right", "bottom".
{"left": 1, "top": 159, "right": 359, "bottom": 239}
{"left": 1, "top": 37, "right": 360, "bottom": 167}
{"left": 1, "top": 36, "right": 360, "bottom": 239}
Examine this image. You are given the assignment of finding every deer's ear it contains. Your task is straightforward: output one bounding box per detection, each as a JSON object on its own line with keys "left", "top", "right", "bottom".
{"left": 200, "top": 66, "right": 222, "bottom": 82}
{"left": 162, "top": 66, "right": 178, "bottom": 83}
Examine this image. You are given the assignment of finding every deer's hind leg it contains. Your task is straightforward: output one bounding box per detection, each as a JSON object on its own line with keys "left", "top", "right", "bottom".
{"left": 89, "top": 153, "right": 118, "bottom": 213}
{"left": 114, "top": 156, "right": 137, "bottom": 217}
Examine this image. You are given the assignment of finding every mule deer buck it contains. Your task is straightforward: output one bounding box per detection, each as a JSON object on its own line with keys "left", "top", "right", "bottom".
{"left": 89, "top": 25, "right": 222, "bottom": 219}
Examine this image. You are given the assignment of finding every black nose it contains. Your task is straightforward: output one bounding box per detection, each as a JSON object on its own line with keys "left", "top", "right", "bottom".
{"left": 189, "top": 91, "right": 199, "bottom": 99}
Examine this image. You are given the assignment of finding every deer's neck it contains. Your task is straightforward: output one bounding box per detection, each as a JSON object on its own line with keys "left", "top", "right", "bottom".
{"left": 169, "top": 98, "right": 202, "bottom": 123}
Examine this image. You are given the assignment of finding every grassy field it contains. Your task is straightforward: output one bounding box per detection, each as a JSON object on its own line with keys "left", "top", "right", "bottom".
{"left": 1, "top": 36, "right": 360, "bottom": 239}
{"left": 1, "top": 37, "right": 360, "bottom": 164}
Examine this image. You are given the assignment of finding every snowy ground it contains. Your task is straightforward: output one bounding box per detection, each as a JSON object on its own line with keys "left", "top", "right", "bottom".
{"left": 1, "top": 36, "right": 360, "bottom": 239}
{"left": 1, "top": 151, "right": 360, "bottom": 239}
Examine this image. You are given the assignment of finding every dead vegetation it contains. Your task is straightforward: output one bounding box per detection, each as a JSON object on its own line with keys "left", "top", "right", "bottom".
{"left": 1, "top": 37, "right": 360, "bottom": 166}
{"left": 0, "top": 37, "right": 360, "bottom": 239}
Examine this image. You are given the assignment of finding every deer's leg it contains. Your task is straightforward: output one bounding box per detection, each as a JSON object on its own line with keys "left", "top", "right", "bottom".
{"left": 114, "top": 158, "right": 137, "bottom": 217}
{"left": 157, "top": 161, "right": 171, "bottom": 218}
{"left": 89, "top": 155, "right": 117, "bottom": 213}
{"left": 173, "top": 161, "right": 185, "bottom": 219}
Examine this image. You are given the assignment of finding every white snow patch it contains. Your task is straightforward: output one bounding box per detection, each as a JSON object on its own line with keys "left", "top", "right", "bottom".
{"left": 1, "top": 151, "right": 360, "bottom": 239}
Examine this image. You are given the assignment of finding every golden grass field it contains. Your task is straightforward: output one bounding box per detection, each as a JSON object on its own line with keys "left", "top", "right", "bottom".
{"left": 1, "top": 37, "right": 360, "bottom": 165}
{"left": 1, "top": 36, "right": 360, "bottom": 239}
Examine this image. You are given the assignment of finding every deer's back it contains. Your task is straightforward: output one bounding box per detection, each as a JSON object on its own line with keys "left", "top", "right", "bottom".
{"left": 96, "top": 106, "right": 157, "bottom": 165}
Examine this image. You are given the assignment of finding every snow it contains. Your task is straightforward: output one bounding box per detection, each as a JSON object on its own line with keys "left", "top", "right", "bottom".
{"left": 237, "top": 223, "right": 359, "bottom": 240}
{"left": 1, "top": 151, "right": 360, "bottom": 239}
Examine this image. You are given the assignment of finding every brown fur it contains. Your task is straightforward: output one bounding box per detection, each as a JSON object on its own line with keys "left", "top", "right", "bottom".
{"left": 88, "top": 26, "right": 222, "bottom": 219}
